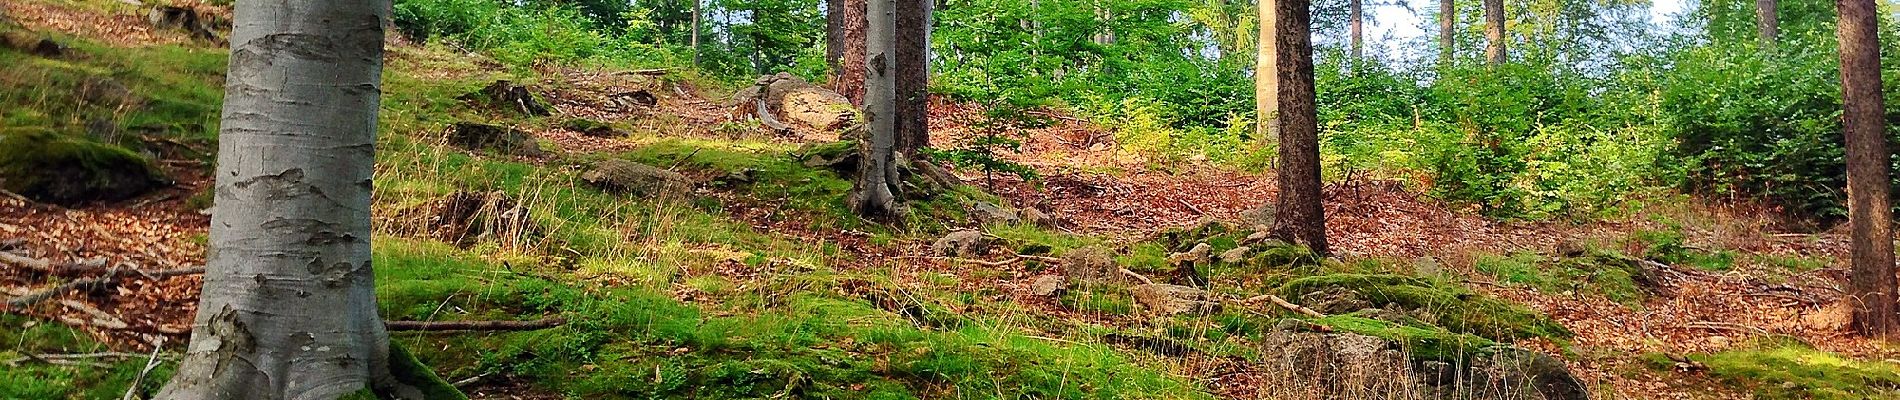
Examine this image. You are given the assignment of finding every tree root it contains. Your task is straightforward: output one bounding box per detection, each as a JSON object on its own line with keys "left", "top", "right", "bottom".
{"left": 385, "top": 317, "right": 566, "bottom": 332}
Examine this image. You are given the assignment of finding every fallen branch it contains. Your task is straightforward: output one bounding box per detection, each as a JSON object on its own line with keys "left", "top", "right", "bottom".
{"left": 1120, "top": 268, "right": 1155, "bottom": 285}
{"left": 1245, "top": 294, "right": 1325, "bottom": 318}
{"left": 386, "top": 317, "right": 566, "bottom": 332}
{"left": 3, "top": 266, "right": 205, "bottom": 310}
{"left": 0, "top": 252, "right": 109, "bottom": 275}
{"left": 960, "top": 257, "right": 1021, "bottom": 268}
{"left": 1018, "top": 255, "right": 1063, "bottom": 263}
{"left": 1685, "top": 321, "right": 1768, "bottom": 335}
{"left": 753, "top": 98, "right": 791, "bottom": 132}
{"left": 617, "top": 68, "right": 675, "bottom": 76}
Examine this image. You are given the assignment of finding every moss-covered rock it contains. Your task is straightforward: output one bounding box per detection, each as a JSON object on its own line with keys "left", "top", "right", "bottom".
{"left": 1695, "top": 337, "right": 1900, "bottom": 400}
{"left": 0, "top": 129, "right": 165, "bottom": 205}
{"left": 1280, "top": 274, "right": 1573, "bottom": 343}
{"left": 580, "top": 159, "right": 693, "bottom": 199}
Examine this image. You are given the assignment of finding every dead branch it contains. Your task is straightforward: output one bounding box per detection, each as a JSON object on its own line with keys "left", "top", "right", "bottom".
{"left": 1685, "top": 321, "right": 1768, "bottom": 335}
{"left": 386, "top": 317, "right": 566, "bottom": 332}
{"left": 3, "top": 266, "right": 205, "bottom": 310}
{"left": 1019, "top": 255, "right": 1063, "bottom": 263}
{"left": 1120, "top": 268, "right": 1156, "bottom": 285}
{"left": 617, "top": 68, "right": 675, "bottom": 76}
{"left": 0, "top": 251, "right": 109, "bottom": 275}
{"left": 753, "top": 98, "right": 790, "bottom": 132}
{"left": 960, "top": 257, "right": 1021, "bottom": 268}
{"left": 1245, "top": 294, "right": 1326, "bottom": 318}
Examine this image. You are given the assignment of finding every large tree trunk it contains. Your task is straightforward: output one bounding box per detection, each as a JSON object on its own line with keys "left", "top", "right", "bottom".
{"left": 1483, "top": 0, "right": 1505, "bottom": 65}
{"left": 1757, "top": 0, "right": 1778, "bottom": 49}
{"left": 1256, "top": 0, "right": 1278, "bottom": 143}
{"left": 1839, "top": 0, "right": 1896, "bottom": 338}
{"left": 1440, "top": 0, "right": 1454, "bottom": 63}
{"left": 851, "top": 0, "right": 901, "bottom": 218}
{"left": 156, "top": 0, "right": 410, "bottom": 398}
{"left": 1349, "top": 0, "right": 1363, "bottom": 60}
{"left": 827, "top": 0, "right": 844, "bottom": 77}
{"left": 693, "top": 0, "right": 703, "bottom": 66}
{"left": 838, "top": 0, "right": 869, "bottom": 105}
{"left": 1267, "top": 0, "right": 1327, "bottom": 255}
{"left": 894, "top": 0, "right": 930, "bottom": 153}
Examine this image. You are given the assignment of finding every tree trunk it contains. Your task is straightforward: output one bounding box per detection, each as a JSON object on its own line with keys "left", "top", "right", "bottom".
{"left": 1839, "top": 0, "right": 1896, "bottom": 338}
{"left": 1440, "top": 0, "right": 1454, "bottom": 63}
{"left": 894, "top": 0, "right": 930, "bottom": 153}
{"left": 1267, "top": 0, "right": 1327, "bottom": 255}
{"left": 851, "top": 0, "right": 901, "bottom": 218}
{"left": 1757, "top": 0, "right": 1777, "bottom": 49}
{"left": 156, "top": 0, "right": 415, "bottom": 398}
{"left": 838, "top": 0, "right": 870, "bottom": 105}
{"left": 1256, "top": 0, "right": 1278, "bottom": 143}
{"left": 692, "top": 0, "right": 703, "bottom": 66}
{"left": 1483, "top": 0, "right": 1505, "bottom": 65}
{"left": 827, "top": 0, "right": 845, "bottom": 79}
{"left": 1349, "top": 0, "right": 1363, "bottom": 61}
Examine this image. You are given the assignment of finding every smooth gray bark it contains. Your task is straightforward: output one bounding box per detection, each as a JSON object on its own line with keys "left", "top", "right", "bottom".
{"left": 850, "top": 0, "right": 901, "bottom": 218}
{"left": 155, "top": 0, "right": 402, "bottom": 398}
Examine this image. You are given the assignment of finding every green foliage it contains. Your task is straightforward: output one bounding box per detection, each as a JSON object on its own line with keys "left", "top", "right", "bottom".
{"left": 1694, "top": 337, "right": 1900, "bottom": 399}
{"left": 1629, "top": 227, "right": 1736, "bottom": 271}
{"left": 1474, "top": 250, "right": 1650, "bottom": 304}
{"left": 924, "top": 101, "right": 1042, "bottom": 187}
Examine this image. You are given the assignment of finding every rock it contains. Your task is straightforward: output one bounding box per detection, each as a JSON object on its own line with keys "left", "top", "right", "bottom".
{"left": 0, "top": 129, "right": 167, "bottom": 205}
{"left": 1167, "top": 243, "right": 1213, "bottom": 266}
{"left": 970, "top": 201, "right": 1020, "bottom": 225}
{"left": 798, "top": 141, "right": 860, "bottom": 172}
{"left": 393, "top": 191, "right": 534, "bottom": 247}
{"left": 460, "top": 80, "right": 552, "bottom": 117}
{"left": 561, "top": 118, "right": 624, "bottom": 138}
{"left": 146, "top": 6, "right": 222, "bottom": 42}
{"left": 78, "top": 76, "right": 135, "bottom": 107}
{"left": 1028, "top": 275, "right": 1066, "bottom": 296}
{"left": 932, "top": 230, "right": 990, "bottom": 257}
{"left": 1022, "top": 207, "right": 1055, "bottom": 228}
{"left": 1131, "top": 284, "right": 1218, "bottom": 316}
{"left": 1245, "top": 230, "right": 1271, "bottom": 243}
{"left": 1240, "top": 204, "right": 1277, "bottom": 227}
{"left": 581, "top": 159, "right": 693, "bottom": 198}
{"left": 1413, "top": 256, "right": 1443, "bottom": 277}
{"left": 1301, "top": 286, "right": 1372, "bottom": 315}
{"left": 1061, "top": 246, "right": 1121, "bottom": 284}
{"left": 1555, "top": 239, "right": 1588, "bottom": 257}
{"left": 1256, "top": 329, "right": 1416, "bottom": 397}
{"left": 611, "top": 90, "right": 658, "bottom": 109}
{"left": 734, "top": 73, "right": 858, "bottom": 132}
{"left": 1218, "top": 246, "right": 1251, "bottom": 264}
{"left": 1466, "top": 347, "right": 1591, "bottom": 400}
{"left": 445, "top": 122, "right": 544, "bottom": 156}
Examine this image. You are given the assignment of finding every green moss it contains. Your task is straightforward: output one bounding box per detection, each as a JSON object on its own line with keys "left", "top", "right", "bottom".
{"left": 1314, "top": 314, "right": 1500, "bottom": 362}
{"left": 0, "top": 315, "right": 175, "bottom": 399}
{"left": 1475, "top": 250, "right": 1651, "bottom": 305}
{"left": 387, "top": 342, "right": 469, "bottom": 400}
{"left": 0, "top": 128, "right": 165, "bottom": 204}
{"left": 1696, "top": 338, "right": 1900, "bottom": 399}
{"left": 1060, "top": 285, "right": 1136, "bottom": 316}
{"left": 1631, "top": 228, "right": 1735, "bottom": 271}
{"left": 1279, "top": 274, "right": 1573, "bottom": 343}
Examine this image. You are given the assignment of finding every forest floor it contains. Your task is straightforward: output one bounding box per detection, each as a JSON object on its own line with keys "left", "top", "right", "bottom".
{"left": 4, "top": 0, "right": 1899, "bottom": 399}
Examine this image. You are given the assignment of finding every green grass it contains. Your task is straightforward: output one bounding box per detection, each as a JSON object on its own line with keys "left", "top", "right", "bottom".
{"left": 0, "top": 38, "right": 225, "bottom": 148}
{"left": 1277, "top": 274, "right": 1573, "bottom": 344}
{"left": 0, "top": 315, "right": 174, "bottom": 399}
{"left": 1474, "top": 250, "right": 1651, "bottom": 305}
{"left": 1691, "top": 338, "right": 1900, "bottom": 399}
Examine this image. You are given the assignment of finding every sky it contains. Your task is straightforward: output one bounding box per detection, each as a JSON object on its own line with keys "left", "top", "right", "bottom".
{"left": 1360, "top": 0, "right": 1690, "bottom": 59}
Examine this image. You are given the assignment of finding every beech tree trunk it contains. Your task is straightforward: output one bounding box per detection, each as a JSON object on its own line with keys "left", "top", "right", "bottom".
{"left": 894, "top": 0, "right": 930, "bottom": 153}
{"left": 1256, "top": 0, "right": 1278, "bottom": 143}
{"left": 1440, "top": 0, "right": 1454, "bottom": 63}
{"left": 1757, "top": 0, "right": 1777, "bottom": 49}
{"left": 156, "top": 0, "right": 410, "bottom": 398}
{"left": 838, "top": 0, "right": 870, "bottom": 105}
{"left": 1349, "top": 0, "right": 1363, "bottom": 60}
{"left": 1267, "top": 0, "right": 1327, "bottom": 255}
{"left": 1838, "top": 0, "right": 1896, "bottom": 338}
{"left": 1483, "top": 0, "right": 1505, "bottom": 65}
{"left": 851, "top": 0, "right": 901, "bottom": 218}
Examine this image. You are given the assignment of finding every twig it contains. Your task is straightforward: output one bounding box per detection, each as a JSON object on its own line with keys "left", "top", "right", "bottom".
{"left": 3, "top": 266, "right": 206, "bottom": 310}
{"left": 960, "top": 257, "right": 1021, "bottom": 268}
{"left": 385, "top": 317, "right": 566, "bottom": 332}
{"left": 1018, "top": 255, "right": 1063, "bottom": 263}
{"left": 0, "top": 251, "right": 51, "bottom": 271}
{"left": 1120, "top": 268, "right": 1155, "bottom": 285}
{"left": 1685, "top": 321, "right": 1768, "bottom": 334}
{"left": 0, "top": 252, "right": 109, "bottom": 275}
{"left": 60, "top": 299, "right": 129, "bottom": 330}
{"left": 1174, "top": 198, "right": 1205, "bottom": 215}
{"left": 1245, "top": 294, "right": 1326, "bottom": 318}
{"left": 451, "top": 373, "right": 492, "bottom": 388}
{"left": 666, "top": 148, "right": 704, "bottom": 171}
{"left": 122, "top": 342, "right": 165, "bottom": 400}
{"left": 617, "top": 68, "right": 675, "bottom": 76}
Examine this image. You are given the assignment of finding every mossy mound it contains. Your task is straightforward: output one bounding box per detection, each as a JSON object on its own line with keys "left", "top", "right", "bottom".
{"left": 1314, "top": 314, "right": 1498, "bottom": 362}
{"left": 1694, "top": 337, "right": 1900, "bottom": 399}
{"left": 1477, "top": 249, "right": 1666, "bottom": 305}
{"left": 0, "top": 128, "right": 166, "bottom": 205}
{"left": 1279, "top": 274, "right": 1573, "bottom": 343}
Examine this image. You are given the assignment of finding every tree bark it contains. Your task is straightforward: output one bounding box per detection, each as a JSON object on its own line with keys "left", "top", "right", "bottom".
{"left": 1349, "top": 0, "right": 1363, "bottom": 61}
{"left": 1440, "top": 0, "right": 1454, "bottom": 63}
{"left": 827, "top": 0, "right": 844, "bottom": 78}
{"left": 838, "top": 0, "right": 870, "bottom": 105}
{"left": 1757, "top": 0, "right": 1778, "bottom": 49}
{"left": 1268, "top": 0, "right": 1327, "bottom": 255}
{"left": 1256, "top": 0, "right": 1278, "bottom": 143}
{"left": 692, "top": 0, "right": 703, "bottom": 66}
{"left": 1838, "top": 0, "right": 1896, "bottom": 338}
{"left": 1483, "top": 0, "right": 1505, "bottom": 65}
{"left": 894, "top": 0, "right": 930, "bottom": 153}
{"left": 156, "top": 0, "right": 413, "bottom": 398}
{"left": 851, "top": 0, "right": 901, "bottom": 218}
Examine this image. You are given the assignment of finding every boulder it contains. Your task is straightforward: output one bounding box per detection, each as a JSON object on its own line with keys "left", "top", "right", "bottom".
{"left": 1256, "top": 328, "right": 1417, "bottom": 397}
{"left": 1167, "top": 243, "right": 1213, "bottom": 266}
{"left": 1131, "top": 284, "right": 1218, "bottom": 316}
{"left": 1240, "top": 203, "right": 1277, "bottom": 227}
{"left": 1061, "top": 246, "right": 1121, "bottom": 284}
{"left": 733, "top": 73, "right": 858, "bottom": 132}
{"left": 460, "top": 80, "right": 552, "bottom": 117}
{"left": 79, "top": 76, "right": 135, "bottom": 107}
{"left": 445, "top": 122, "right": 544, "bottom": 156}
{"left": 798, "top": 141, "right": 860, "bottom": 172}
{"left": 611, "top": 90, "right": 658, "bottom": 109}
{"left": 146, "top": 6, "right": 223, "bottom": 43}
{"left": 932, "top": 229, "right": 990, "bottom": 257}
{"left": 1301, "top": 286, "right": 1372, "bottom": 315}
{"left": 969, "top": 200, "right": 1020, "bottom": 225}
{"left": 1463, "top": 347, "right": 1591, "bottom": 400}
{"left": 580, "top": 159, "right": 692, "bottom": 198}
{"left": 561, "top": 118, "right": 625, "bottom": 138}
{"left": 0, "top": 129, "right": 167, "bottom": 205}
{"left": 1218, "top": 246, "right": 1251, "bottom": 264}
{"left": 1028, "top": 275, "right": 1066, "bottom": 297}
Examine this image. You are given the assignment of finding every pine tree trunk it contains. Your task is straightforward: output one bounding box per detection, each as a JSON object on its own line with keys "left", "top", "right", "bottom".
{"left": 1838, "top": 0, "right": 1896, "bottom": 338}
{"left": 1440, "top": 0, "right": 1454, "bottom": 63}
{"left": 1268, "top": 0, "right": 1327, "bottom": 255}
{"left": 1349, "top": 0, "right": 1363, "bottom": 60}
{"left": 156, "top": 0, "right": 406, "bottom": 398}
{"left": 1256, "top": 0, "right": 1278, "bottom": 143}
{"left": 894, "top": 0, "right": 930, "bottom": 153}
{"left": 1756, "top": 0, "right": 1777, "bottom": 49}
{"left": 839, "top": 0, "right": 870, "bottom": 105}
{"left": 827, "top": 0, "right": 844, "bottom": 78}
{"left": 1483, "top": 0, "right": 1505, "bottom": 65}
{"left": 851, "top": 0, "right": 901, "bottom": 218}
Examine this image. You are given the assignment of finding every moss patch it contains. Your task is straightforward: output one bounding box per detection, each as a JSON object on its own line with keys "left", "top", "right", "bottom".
{"left": 1279, "top": 274, "right": 1573, "bottom": 343}
{"left": 0, "top": 128, "right": 165, "bottom": 204}
{"left": 1695, "top": 338, "right": 1900, "bottom": 399}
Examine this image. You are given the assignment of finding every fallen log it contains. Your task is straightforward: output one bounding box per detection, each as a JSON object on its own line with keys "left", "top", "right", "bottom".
{"left": 3, "top": 266, "right": 205, "bottom": 310}
{"left": 386, "top": 317, "right": 566, "bottom": 332}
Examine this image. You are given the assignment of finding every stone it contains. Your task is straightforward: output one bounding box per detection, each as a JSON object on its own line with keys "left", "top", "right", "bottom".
{"left": 1218, "top": 246, "right": 1251, "bottom": 264}
{"left": 970, "top": 200, "right": 1020, "bottom": 225}
{"left": 1413, "top": 256, "right": 1444, "bottom": 277}
{"left": 1131, "top": 284, "right": 1218, "bottom": 316}
{"left": 1022, "top": 207, "right": 1055, "bottom": 228}
{"left": 78, "top": 76, "right": 135, "bottom": 107}
{"left": 0, "top": 129, "right": 167, "bottom": 205}
{"left": 612, "top": 90, "right": 658, "bottom": 109}
{"left": 580, "top": 159, "right": 693, "bottom": 198}
{"left": 1301, "top": 286, "right": 1372, "bottom": 315}
{"left": 732, "top": 73, "right": 858, "bottom": 133}
{"left": 798, "top": 141, "right": 860, "bottom": 172}
{"left": 1028, "top": 275, "right": 1066, "bottom": 296}
{"left": 1061, "top": 246, "right": 1121, "bottom": 284}
{"left": 932, "top": 230, "right": 990, "bottom": 257}
{"left": 445, "top": 122, "right": 544, "bottom": 156}
{"left": 1167, "top": 242, "right": 1212, "bottom": 266}
{"left": 145, "top": 6, "right": 222, "bottom": 42}
{"left": 1240, "top": 203, "right": 1277, "bottom": 227}
{"left": 460, "top": 80, "right": 552, "bottom": 117}
{"left": 1467, "top": 347, "right": 1591, "bottom": 400}
{"left": 561, "top": 118, "right": 624, "bottom": 138}
{"left": 1555, "top": 239, "right": 1589, "bottom": 257}
{"left": 1256, "top": 329, "right": 1416, "bottom": 397}
{"left": 1245, "top": 230, "right": 1272, "bottom": 243}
